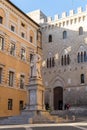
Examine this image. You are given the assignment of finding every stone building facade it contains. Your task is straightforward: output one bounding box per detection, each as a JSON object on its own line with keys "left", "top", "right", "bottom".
{"left": 28, "top": 7, "right": 87, "bottom": 110}
{"left": 0, "top": 0, "right": 87, "bottom": 117}
{"left": 0, "top": 0, "right": 42, "bottom": 117}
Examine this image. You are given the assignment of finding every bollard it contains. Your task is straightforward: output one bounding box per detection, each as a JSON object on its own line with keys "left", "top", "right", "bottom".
{"left": 65, "top": 115, "right": 68, "bottom": 121}
{"left": 72, "top": 115, "right": 75, "bottom": 121}
{"left": 29, "top": 118, "right": 33, "bottom": 124}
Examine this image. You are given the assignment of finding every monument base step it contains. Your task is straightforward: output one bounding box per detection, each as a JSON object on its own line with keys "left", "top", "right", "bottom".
{"left": 0, "top": 110, "right": 65, "bottom": 124}
{"left": 29, "top": 110, "right": 64, "bottom": 124}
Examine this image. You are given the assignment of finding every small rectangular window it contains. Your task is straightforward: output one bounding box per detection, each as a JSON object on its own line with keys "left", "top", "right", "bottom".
{"left": 0, "top": 16, "right": 3, "bottom": 24}
{"left": 21, "top": 23, "right": 25, "bottom": 27}
{"left": 11, "top": 25, "right": 15, "bottom": 32}
{"left": 30, "top": 36, "right": 33, "bottom": 43}
{"left": 21, "top": 48, "right": 26, "bottom": 60}
{"left": 20, "top": 75, "right": 25, "bottom": 89}
{"left": 0, "top": 36, "right": 4, "bottom": 50}
{"left": 19, "top": 100, "right": 24, "bottom": 110}
{"left": 21, "top": 32, "right": 25, "bottom": 38}
{"left": 0, "top": 68, "right": 2, "bottom": 84}
{"left": 10, "top": 42, "right": 15, "bottom": 56}
{"left": 8, "top": 99, "right": 13, "bottom": 110}
{"left": 9, "top": 71, "right": 14, "bottom": 87}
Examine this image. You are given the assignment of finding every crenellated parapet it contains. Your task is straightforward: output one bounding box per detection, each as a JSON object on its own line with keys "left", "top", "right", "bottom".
{"left": 40, "top": 6, "right": 87, "bottom": 30}
{"left": 40, "top": 6, "right": 87, "bottom": 25}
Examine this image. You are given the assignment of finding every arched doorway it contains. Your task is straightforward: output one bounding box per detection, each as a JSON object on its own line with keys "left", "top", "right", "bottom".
{"left": 54, "top": 87, "right": 63, "bottom": 110}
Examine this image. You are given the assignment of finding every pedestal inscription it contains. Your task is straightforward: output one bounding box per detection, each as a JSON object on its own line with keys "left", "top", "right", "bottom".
{"left": 30, "top": 90, "right": 36, "bottom": 105}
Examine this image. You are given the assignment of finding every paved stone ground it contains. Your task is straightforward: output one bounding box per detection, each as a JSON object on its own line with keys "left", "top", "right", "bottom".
{"left": 32, "top": 126, "right": 82, "bottom": 130}
{"left": 0, "top": 128, "right": 25, "bottom": 130}
{"left": 0, "top": 115, "right": 86, "bottom": 130}
{"left": 0, "top": 126, "right": 87, "bottom": 130}
{"left": 0, "top": 121, "right": 87, "bottom": 130}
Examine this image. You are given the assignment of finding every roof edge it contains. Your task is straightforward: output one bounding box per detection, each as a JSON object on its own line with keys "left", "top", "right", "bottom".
{"left": 7, "top": 0, "right": 40, "bottom": 27}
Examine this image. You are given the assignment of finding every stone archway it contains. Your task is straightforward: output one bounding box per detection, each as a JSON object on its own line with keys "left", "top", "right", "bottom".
{"left": 54, "top": 87, "right": 63, "bottom": 110}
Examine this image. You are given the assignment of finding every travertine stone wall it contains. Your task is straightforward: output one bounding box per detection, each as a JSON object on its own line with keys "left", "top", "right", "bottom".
{"left": 28, "top": 6, "right": 87, "bottom": 109}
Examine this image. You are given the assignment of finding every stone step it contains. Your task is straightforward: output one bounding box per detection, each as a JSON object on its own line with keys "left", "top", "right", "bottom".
{"left": 51, "top": 107, "right": 87, "bottom": 117}
{"left": 0, "top": 118, "right": 28, "bottom": 125}
{"left": 0, "top": 110, "right": 65, "bottom": 125}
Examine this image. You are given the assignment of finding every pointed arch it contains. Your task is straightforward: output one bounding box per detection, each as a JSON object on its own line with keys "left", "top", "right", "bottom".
{"left": 63, "top": 31, "right": 67, "bottom": 39}
{"left": 61, "top": 55, "right": 63, "bottom": 66}
{"left": 48, "top": 34, "right": 52, "bottom": 42}
{"left": 79, "top": 27, "right": 83, "bottom": 35}
{"left": 81, "top": 74, "right": 85, "bottom": 84}
{"left": 77, "top": 45, "right": 87, "bottom": 63}
{"left": 77, "top": 52, "right": 80, "bottom": 63}
{"left": 46, "top": 52, "right": 55, "bottom": 68}
{"left": 60, "top": 48, "right": 71, "bottom": 66}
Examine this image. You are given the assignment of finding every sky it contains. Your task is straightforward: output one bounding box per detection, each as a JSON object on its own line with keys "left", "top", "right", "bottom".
{"left": 10, "top": 0, "right": 87, "bottom": 18}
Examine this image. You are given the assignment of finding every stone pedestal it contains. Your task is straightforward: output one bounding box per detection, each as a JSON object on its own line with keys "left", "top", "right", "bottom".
{"left": 28, "top": 77, "right": 45, "bottom": 111}
{"left": 0, "top": 76, "right": 64, "bottom": 124}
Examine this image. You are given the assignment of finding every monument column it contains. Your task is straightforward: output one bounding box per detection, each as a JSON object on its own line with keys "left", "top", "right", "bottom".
{"left": 28, "top": 52, "right": 45, "bottom": 111}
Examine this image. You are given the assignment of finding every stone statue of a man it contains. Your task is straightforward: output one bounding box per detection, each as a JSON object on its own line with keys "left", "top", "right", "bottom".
{"left": 30, "top": 53, "right": 41, "bottom": 78}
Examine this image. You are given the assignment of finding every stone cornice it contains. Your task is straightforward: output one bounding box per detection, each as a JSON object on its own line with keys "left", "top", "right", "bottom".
{"left": 1, "top": 0, "right": 40, "bottom": 29}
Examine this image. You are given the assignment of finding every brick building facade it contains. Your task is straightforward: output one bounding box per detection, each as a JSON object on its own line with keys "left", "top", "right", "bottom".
{"left": 0, "top": 0, "right": 42, "bottom": 116}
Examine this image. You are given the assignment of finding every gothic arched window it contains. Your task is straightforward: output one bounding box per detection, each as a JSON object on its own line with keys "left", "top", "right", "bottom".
{"left": 47, "top": 57, "right": 55, "bottom": 68}
{"left": 61, "top": 55, "right": 63, "bottom": 66}
{"left": 79, "top": 27, "right": 83, "bottom": 35}
{"left": 63, "top": 31, "right": 67, "bottom": 39}
{"left": 81, "top": 74, "right": 85, "bottom": 84}
{"left": 61, "top": 54, "right": 70, "bottom": 66}
{"left": 64, "top": 55, "right": 67, "bottom": 65}
{"left": 77, "top": 52, "right": 80, "bottom": 63}
{"left": 47, "top": 58, "right": 49, "bottom": 68}
{"left": 48, "top": 35, "right": 52, "bottom": 42}
{"left": 84, "top": 51, "right": 86, "bottom": 62}
{"left": 81, "top": 52, "right": 83, "bottom": 62}
{"left": 77, "top": 51, "right": 87, "bottom": 63}
{"left": 67, "top": 54, "right": 70, "bottom": 65}
{"left": 52, "top": 57, "right": 55, "bottom": 67}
